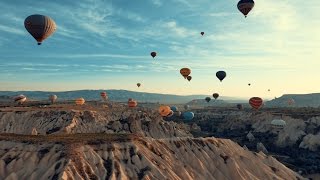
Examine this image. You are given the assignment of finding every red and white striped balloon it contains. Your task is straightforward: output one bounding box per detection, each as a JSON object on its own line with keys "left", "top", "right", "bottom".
{"left": 249, "top": 97, "right": 263, "bottom": 110}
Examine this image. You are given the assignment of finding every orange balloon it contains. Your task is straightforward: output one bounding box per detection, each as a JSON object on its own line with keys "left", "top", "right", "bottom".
{"left": 180, "top": 68, "right": 191, "bottom": 79}
{"left": 159, "top": 106, "right": 171, "bottom": 117}
{"left": 75, "top": 98, "right": 85, "bottom": 105}
{"left": 128, "top": 100, "right": 138, "bottom": 107}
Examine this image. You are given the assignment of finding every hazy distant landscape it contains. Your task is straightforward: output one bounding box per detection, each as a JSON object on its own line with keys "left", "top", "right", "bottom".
{"left": 2, "top": 90, "right": 320, "bottom": 107}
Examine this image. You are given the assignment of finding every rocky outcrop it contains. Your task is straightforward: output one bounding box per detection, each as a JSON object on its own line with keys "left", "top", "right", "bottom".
{"left": 0, "top": 109, "right": 191, "bottom": 139}
{"left": 299, "top": 134, "right": 320, "bottom": 151}
{"left": 0, "top": 135, "right": 305, "bottom": 180}
{"left": 257, "top": 142, "right": 268, "bottom": 154}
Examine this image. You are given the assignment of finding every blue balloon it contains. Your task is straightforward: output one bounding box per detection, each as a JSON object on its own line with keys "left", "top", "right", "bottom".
{"left": 183, "top": 112, "right": 194, "bottom": 121}
{"left": 170, "top": 106, "right": 178, "bottom": 112}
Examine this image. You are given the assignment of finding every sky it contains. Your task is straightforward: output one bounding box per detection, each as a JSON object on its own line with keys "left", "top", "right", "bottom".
{"left": 0, "top": 0, "right": 319, "bottom": 99}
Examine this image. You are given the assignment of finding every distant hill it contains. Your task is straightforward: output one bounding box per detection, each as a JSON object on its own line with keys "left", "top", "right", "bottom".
{"left": 0, "top": 90, "right": 247, "bottom": 104}
{"left": 266, "top": 93, "right": 320, "bottom": 107}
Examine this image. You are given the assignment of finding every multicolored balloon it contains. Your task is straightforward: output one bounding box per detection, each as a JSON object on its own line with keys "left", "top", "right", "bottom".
{"left": 14, "top": 95, "right": 27, "bottom": 104}
{"left": 100, "top": 92, "right": 108, "bottom": 101}
{"left": 24, "top": 14, "right": 57, "bottom": 45}
{"left": 249, "top": 97, "right": 263, "bottom": 110}
{"left": 49, "top": 94, "right": 57, "bottom": 104}
{"left": 128, "top": 99, "right": 138, "bottom": 107}
{"left": 75, "top": 98, "right": 85, "bottom": 105}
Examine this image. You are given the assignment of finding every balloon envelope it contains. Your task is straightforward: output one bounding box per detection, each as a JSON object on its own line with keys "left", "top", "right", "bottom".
{"left": 180, "top": 68, "right": 191, "bottom": 79}
{"left": 237, "top": 0, "right": 255, "bottom": 18}
{"left": 49, "top": 94, "right": 57, "bottom": 104}
{"left": 212, "top": 93, "right": 219, "bottom": 99}
{"left": 205, "top": 97, "right": 211, "bottom": 103}
{"left": 187, "top": 76, "right": 192, "bottom": 81}
{"left": 137, "top": 83, "right": 141, "bottom": 87}
{"left": 216, "top": 71, "right": 226, "bottom": 82}
{"left": 14, "top": 95, "right": 27, "bottom": 104}
{"left": 170, "top": 106, "right": 178, "bottom": 112}
{"left": 75, "top": 98, "right": 85, "bottom": 105}
{"left": 249, "top": 97, "right": 263, "bottom": 110}
{"left": 183, "top": 112, "right": 194, "bottom": 121}
{"left": 159, "top": 106, "right": 171, "bottom": 117}
{"left": 128, "top": 100, "right": 138, "bottom": 107}
{"left": 151, "top": 52, "right": 157, "bottom": 58}
{"left": 201, "top": 32, "right": 204, "bottom": 36}
{"left": 24, "top": 14, "right": 56, "bottom": 45}
{"left": 100, "top": 92, "right": 108, "bottom": 101}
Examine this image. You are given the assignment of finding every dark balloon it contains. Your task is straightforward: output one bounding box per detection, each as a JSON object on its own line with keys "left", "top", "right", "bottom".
{"left": 249, "top": 97, "right": 263, "bottom": 110}
{"left": 205, "top": 97, "right": 211, "bottom": 103}
{"left": 187, "top": 76, "right": 192, "bottom": 81}
{"left": 170, "top": 106, "right": 178, "bottom": 112}
{"left": 201, "top": 32, "right": 204, "bottom": 36}
{"left": 212, "top": 93, "right": 219, "bottom": 100}
{"left": 151, "top": 52, "right": 157, "bottom": 58}
{"left": 216, "top": 71, "right": 226, "bottom": 82}
{"left": 237, "top": 0, "right": 255, "bottom": 18}
{"left": 248, "top": 83, "right": 251, "bottom": 86}
{"left": 24, "top": 14, "right": 56, "bottom": 45}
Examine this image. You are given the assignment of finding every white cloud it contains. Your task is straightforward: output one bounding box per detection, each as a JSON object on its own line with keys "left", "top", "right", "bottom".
{"left": 151, "top": 0, "right": 162, "bottom": 7}
{"left": 0, "top": 24, "right": 25, "bottom": 35}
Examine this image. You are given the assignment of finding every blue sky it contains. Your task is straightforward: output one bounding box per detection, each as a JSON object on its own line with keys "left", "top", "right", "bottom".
{"left": 0, "top": 0, "right": 319, "bottom": 98}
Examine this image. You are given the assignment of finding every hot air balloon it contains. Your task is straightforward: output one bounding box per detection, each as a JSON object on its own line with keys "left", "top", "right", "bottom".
{"left": 180, "top": 68, "right": 191, "bottom": 79}
{"left": 268, "top": 89, "right": 270, "bottom": 92}
{"left": 212, "top": 93, "right": 219, "bottom": 100}
{"left": 248, "top": 83, "right": 251, "bottom": 86}
{"left": 201, "top": 32, "right": 204, "bottom": 36}
{"left": 14, "top": 95, "right": 27, "bottom": 105}
{"left": 237, "top": 0, "right": 255, "bottom": 18}
{"left": 128, "top": 100, "right": 138, "bottom": 107}
{"left": 205, "top": 97, "right": 211, "bottom": 103}
{"left": 183, "top": 112, "right": 194, "bottom": 121}
{"left": 184, "top": 104, "right": 190, "bottom": 110}
{"left": 216, "top": 71, "right": 226, "bottom": 82}
{"left": 170, "top": 106, "right": 178, "bottom": 112}
{"left": 75, "top": 98, "right": 85, "bottom": 105}
{"left": 159, "top": 106, "right": 171, "bottom": 117}
{"left": 128, "top": 98, "right": 133, "bottom": 102}
{"left": 49, "top": 94, "right": 57, "bottom": 104}
{"left": 24, "top": 14, "right": 57, "bottom": 45}
{"left": 237, "top": 104, "right": 243, "bottom": 110}
{"left": 100, "top": 92, "right": 108, "bottom": 101}
{"left": 271, "top": 119, "right": 286, "bottom": 129}
{"left": 137, "top": 83, "right": 141, "bottom": 87}
{"left": 249, "top": 97, "right": 263, "bottom": 110}
{"left": 187, "top": 76, "right": 192, "bottom": 81}
{"left": 151, "top": 52, "right": 157, "bottom": 58}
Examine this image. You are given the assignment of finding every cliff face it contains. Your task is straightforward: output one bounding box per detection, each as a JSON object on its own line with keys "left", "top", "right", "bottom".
{"left": 0, "top": 135, "right": 305, "bottom": 180}
{"left": 0, "top": 108, "right": 191, "bottom": 139}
